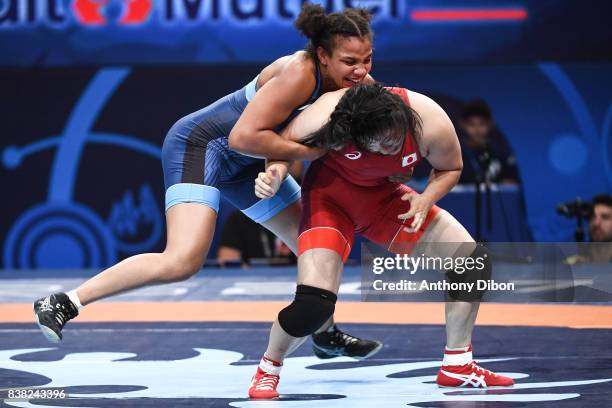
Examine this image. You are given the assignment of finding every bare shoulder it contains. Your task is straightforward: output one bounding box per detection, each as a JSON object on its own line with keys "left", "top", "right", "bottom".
{"left": 277, "top": 51, "right": 317, "bottom": 88}
{"left": 399, "top": 90, "right": 462, "bottom": 171}
{"left": 247, "top": 51, "right": 321, "bottom": 124}
{"left": 406, "top": 90, "right": 447, "bottom": 121}
{"left": 257, "top": 51, "right": 316, "bottom": 98}
{"left": 406, "top": 90, "right": 455, "bottom": 139}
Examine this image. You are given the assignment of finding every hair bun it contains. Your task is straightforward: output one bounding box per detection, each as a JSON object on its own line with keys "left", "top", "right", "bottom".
{"left": 294, "top": 4, "right": 327, "bottom": 39}
{"left": 349, "top": 8, "right": 373, "bottom": 23}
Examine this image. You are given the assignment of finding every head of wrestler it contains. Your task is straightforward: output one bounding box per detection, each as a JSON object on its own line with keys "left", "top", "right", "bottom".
{"left": 295, "top": 4, "right": 373, "bottom": 90}
{"left": 303, "top": 83, "right": 422, "bottom": 155}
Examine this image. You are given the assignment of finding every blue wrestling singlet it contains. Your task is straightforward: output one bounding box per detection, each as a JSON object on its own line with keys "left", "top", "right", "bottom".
{"left": 162, "top": 63, "right": 321, "bottom": 223}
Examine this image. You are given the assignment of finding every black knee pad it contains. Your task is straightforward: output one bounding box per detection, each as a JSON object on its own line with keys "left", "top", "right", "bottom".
{"left": 278, "top": 285, "right": 337, "bottom": 338}
{"left": 446, "top": 244, "right": 492, "bottom": 302}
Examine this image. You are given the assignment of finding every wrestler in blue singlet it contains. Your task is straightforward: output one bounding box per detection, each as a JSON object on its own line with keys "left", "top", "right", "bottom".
{"left": 162, "top": 63, "right": 321, "bottom": 223}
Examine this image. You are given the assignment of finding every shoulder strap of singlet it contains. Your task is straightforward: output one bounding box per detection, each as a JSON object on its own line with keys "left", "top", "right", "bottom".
{"left": 399, "top": 87, "right": 410, "bottom": 105}
{"left": 249, "top": 59, "right": 321, "bottom": 105}
{"left": 387, "top": 86, "right": 410, "bottom": 106}
{"left": 306, "top": 59, "right": 322, "bottom": 104}
{"left": 390, "top": 87, "right": 421, "bottom": 159}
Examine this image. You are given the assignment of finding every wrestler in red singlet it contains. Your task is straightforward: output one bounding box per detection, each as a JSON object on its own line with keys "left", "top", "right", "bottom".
{"left": 298, "top": 87, "right": 441, "bottom": 262}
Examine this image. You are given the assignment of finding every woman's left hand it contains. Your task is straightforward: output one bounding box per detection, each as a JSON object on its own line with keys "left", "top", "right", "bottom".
{"left": 397, "top": 191, "right": 434, "bottom": 232}
{"left": 254, "top": 166, "right": 284, "bottom": 199}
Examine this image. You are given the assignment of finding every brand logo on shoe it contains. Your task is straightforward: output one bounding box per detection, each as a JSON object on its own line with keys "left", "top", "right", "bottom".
{"left": 440, "top": 369, "right": 487, "bottom": 388}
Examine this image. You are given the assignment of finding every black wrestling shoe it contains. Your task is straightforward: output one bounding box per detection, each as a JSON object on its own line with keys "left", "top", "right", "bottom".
{"left": 33, "top": 293, "right": 79, "bottom": 343}
{"left": 312, "top": 325, "right": 383, "bottom": 360}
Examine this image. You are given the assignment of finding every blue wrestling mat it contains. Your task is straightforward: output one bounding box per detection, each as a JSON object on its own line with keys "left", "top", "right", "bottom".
{"left": 1, "top": 266, "right": 611, "bottom": 407}
{"left": 1, "top": 322, "right": 611, "bottom": 407}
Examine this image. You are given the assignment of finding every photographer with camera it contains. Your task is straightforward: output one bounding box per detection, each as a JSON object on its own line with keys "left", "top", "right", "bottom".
{"left": 589, "top": 194, "right": 612, "bottom": 244}
{"left": 560, "top": 193, "right": 612, "bottom": 264}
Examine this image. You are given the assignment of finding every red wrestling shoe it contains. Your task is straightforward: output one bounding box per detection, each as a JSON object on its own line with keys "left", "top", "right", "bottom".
{"left": 437, "top": 361, "right": 514, "bottom": 388}
{"left": 248, "top": 356, "right": 282, "bottom": 399}
{"left": 249, "top": 367, "right": 280, "bottom": 399}
{"left": 436, "top": 345, "right": 514, "bottom": 388}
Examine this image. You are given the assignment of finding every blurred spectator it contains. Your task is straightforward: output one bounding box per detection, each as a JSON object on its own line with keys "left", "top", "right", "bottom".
{"left": 458, "top": 99, "right": 520, "bottom": 185}
{"left": 565, "top": 194, "right": 612, "bottom": 264}
{"left": 589, "top": 194, "right": 612, "bottom": 243}
{"left": 216, "top": 162, "right": 304, "bottom": 266}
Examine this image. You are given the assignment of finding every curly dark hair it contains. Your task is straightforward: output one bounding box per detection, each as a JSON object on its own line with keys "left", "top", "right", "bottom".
{"left": 302, "top": 83, "right": 422, "bottom": 154}
{"left": 294, "top": 4, "right": 373, "bottom": 59}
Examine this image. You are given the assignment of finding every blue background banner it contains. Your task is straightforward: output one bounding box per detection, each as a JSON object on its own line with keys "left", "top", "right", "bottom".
{"left": 1, "top": 0, "right": 612, "bottom": 66}
{"left": 1, "top": 0, "right": 611, "bottom": 269}
{"left": 1, "top": 62, "right": 610, "bottom": 268}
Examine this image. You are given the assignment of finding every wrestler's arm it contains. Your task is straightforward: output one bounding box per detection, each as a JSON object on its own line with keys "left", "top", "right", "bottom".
{"left": 398, "top": 91, "right": 463, "bottom": 230}
{"left": 415, "top": 93, "right": 463, "bottom": 203}
{"left": 254, "top": 90, "right": 346, "bottom": 199}
{"left": 278, "top": 89, "right": 346, "bottom": 143}
{"left": 229, "top": 61, "right": 321, "bottom": 161}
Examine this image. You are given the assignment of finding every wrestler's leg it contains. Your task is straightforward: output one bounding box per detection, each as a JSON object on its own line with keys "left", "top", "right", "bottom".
{"left": 234, "top": 169, "right": 378, "bottom": 344}
{"left": 365, "top": 186, "right": 512, "bottom": 387}
{"left": 249, "top": 245, "right": 345, "bottom": 399}
{"left": 262, "top": 200, "right": 346, "bottom": 334}
{"left": 265, "top": 247, "right": 345, "bottom": 362}
{"left": 417, "top": 209, "right": 478, "bottom": 348}
{"left": 76, "top": 202, "right": 217, "bottom": 305}
{"left": 34, "top": 110, "right": 224, "bottom": 342}
{"left": 33, "top": 196, "right": 220, "bottom": 343}
{"left": 262, "top": 194, "right": 352, "bottom": 361}
{"left": 366, "top": 192, "right": 479, "bottom": 348}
